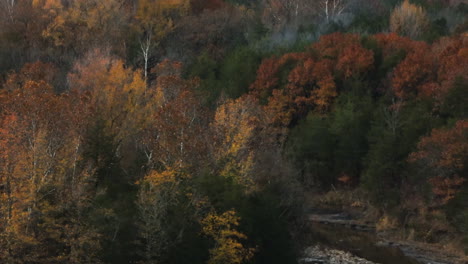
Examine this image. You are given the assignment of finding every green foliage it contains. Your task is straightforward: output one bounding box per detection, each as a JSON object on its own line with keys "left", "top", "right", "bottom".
{"left": 444, "top": 181, "right": 468, "bottom": 254}
{"left": 446, "top": 184, "right": 468, "bottom": 234}
{"left": 439, "top": 76, "right": 468, "bottom": 121}
{"left": 187, "top": 52, "right": 221, "bottom": 106}
{"left": 287, "top": 85, "right": 373, "bottom": 188}
{"left": 349, "top": 14, "right": 389, "bottom": 34}
{"left": 220, "top": 47, "right": 262, "bottom": 98}
{"left": 362, "top": 98, "right": 436, "bottom": 206}
{"left": 422, "top": 18, "right": 448, "bottom": 42}
{"left": 188, "top": 46, "right": 262, "bottom": 106}
{"left": 81, "top": 119, "right": 141, "bottom": 264}
{"left": 330, "top": 91, "right": 373, "bottom": 181}
{"left": 287, "top": 114, "right": 336, "bottom": 188}
{"left": 196, "top": 173, "right": 297, "bottom": 264}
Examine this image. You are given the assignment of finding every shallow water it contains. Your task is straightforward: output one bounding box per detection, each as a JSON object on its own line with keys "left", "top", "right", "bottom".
{"left": 306, "top": 222, "right": 422, "bottom": 264}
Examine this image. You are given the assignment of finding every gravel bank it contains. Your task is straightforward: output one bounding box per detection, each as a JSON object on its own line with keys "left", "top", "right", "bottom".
{"left": 299, "top": 245, "right": 379, "bottom": 264}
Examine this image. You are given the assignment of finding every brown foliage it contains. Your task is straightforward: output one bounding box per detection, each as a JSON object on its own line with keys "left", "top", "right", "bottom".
{"left": 190, "top": 0, "right": 225, "bottom": 14}
{"left": 140, "top": 60, "right": 210, "bottom": 171}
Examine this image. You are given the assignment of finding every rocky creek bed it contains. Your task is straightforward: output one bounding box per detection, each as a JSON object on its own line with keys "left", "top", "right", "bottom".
{"left": 300, "top": 245, "right": 379, "bottom": 264}
{"left": 302, "top": 211, "right": 466, "bottom": 264}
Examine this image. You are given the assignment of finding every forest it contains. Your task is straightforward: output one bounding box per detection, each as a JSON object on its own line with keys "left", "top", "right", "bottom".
{"left": 0, "top": 0, "right": 467, "bottom": 263}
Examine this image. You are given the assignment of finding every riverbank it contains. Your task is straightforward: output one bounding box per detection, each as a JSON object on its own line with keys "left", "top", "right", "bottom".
{"left": 303, "top": 190, "right": 468, "bottom": 264}
{"left": 300, "top": 245, "right": 378, "bottom": 264}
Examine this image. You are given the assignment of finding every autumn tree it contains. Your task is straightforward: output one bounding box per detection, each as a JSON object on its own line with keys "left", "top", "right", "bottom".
{"left": 432, "top": 36, "right": 468, "bottom": 101}
{"left": 0, "top": 62, "right": 101, "bottom": 263}
{"left": 135, "top": 0, "right": 189, "bottom": 79}
{"left": 0, "top": 113, "right": 32, "bottom": 263}
{"left": 201, "top": 210, "right": 254, "bottom": 264}
{"left": 250, "top": 33, "right": 373, "bottom": 119}
{"left": 213, "top": 95, "right": 267, "bottom": 188}
{"left": 409, "top": 120, "right": 468, "bottom": 204}
{"left": 68, "top": 49, "right": 149, "bottom": 165}
{"left": 138, "top": 60, "right": 210, "bottom": 172}
{"left": 0, "top": 0, "right": 52, "bottom": 71}
{"left": 391, "top": 41, "right": 435, "bottom": 99}
{"left": 41, "top": 0, "right": 129, "bottom": 56}
{"left": 136, "top": 168, "right": 194, "bottom": 263}
{"left": 390, "top": 0, "right": 429, "bottom": 39}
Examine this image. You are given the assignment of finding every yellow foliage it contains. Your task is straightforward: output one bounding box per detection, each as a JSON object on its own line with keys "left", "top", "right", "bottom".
{"left": 143, "top": 169, "right": 178, "bottom": 187}
{"left": 390, "top": 0, "right": 429, "bottom": 39}
{"left": 68, "top": 52, "right": 150, "bottom": 143}
{"left": 136, "top": 0, "right": 189, "bottom": 42}
{"left": 201, "top": 210, "right": 255, "bottom": 264}
{"left": 33, "top": 0, "right": 63, "bottom": 9}
{"left": 42, "top": 0, "right": 126, "bottom": 48}
{"left": 214, "top": 97, "right": 264, "bottom": 189}
{"left": 214, "top": 97, "right": 260, "bottom": 157}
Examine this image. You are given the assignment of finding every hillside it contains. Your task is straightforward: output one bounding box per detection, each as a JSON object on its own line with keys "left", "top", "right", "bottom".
{"left": 0, "top": 0, "right": 467, "bottom": 263}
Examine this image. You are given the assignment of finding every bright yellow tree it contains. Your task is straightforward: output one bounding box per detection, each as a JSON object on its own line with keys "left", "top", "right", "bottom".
{"left": 201, "top": 210, "right": 255, "bottom": 264}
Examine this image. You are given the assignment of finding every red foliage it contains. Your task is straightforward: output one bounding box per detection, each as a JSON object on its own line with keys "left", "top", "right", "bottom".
{"left": 389, "top": 35, "right": 468, "bottom": 100}
{"left": 409, "top": 120, "right": 468, "bottom": 204}
{"left": 250, "top": 57, "right": 282, "bottom": 99}
{"left": 432, "top": 36, "right": 468, "bottom": 97}
{"left": 250, "top": 33, "right": 376, "bottom": 120}
{"left": 391, "top": 42, "right": 435, "bottom": 99}
{"left": 373, "top": 33, "right": 417, "bottom": 58}
{"left": 4, "top": 61, "right": 57, "bottom": 91}
{"left": 312, "top": 33, "right": 362, "bottom": 59}
{"left": 336, "top": 43, "right": 374, "bottom": 78}
{"left": 250, "top": 53, "right": 307, "bottom": 100}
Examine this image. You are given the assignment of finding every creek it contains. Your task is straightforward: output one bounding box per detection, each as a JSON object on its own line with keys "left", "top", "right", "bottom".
{"left": 301, "top": 211, "right": 460, "bottom": 264}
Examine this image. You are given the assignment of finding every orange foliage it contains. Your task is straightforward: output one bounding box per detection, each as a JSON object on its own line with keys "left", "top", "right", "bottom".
{"left": 432, "top": 36, "right": 468, "bottom": 98}
{"left": 428, "top": 176, "right": 466, "bottom": 204}
{"left": 250, "top": 53, "right": 307, "bottom": 100}
{"left": 336, "top": 43, "right": 374, "bottom": 78}
{"left": 153, "top": 59, "right": 198, "bottom": 104}
{"left": 391, "top": 42, "right": 435, "bottom": 99}
{"left": 373, "top": 33, "right": 417, "bottom": 58}
{"left": 249, "top": 33, "right": 377, "bottom": 122}
{"left": 4, "top": 61, "right": 57, "bottom": 91}
{"left": 312, "top": 33, "right": 361, "bottom": 58}
{"left": 266, "top": 89, "right": 295, "bottom": 127}
{"left": 313, "top": 33, "right": 374, "bottom": 78}
{"left": 68, "top": 50, "right": 149, "bottom": 144}
{"left": 388, "top": 35, "right": 468, "bottom": 100}
{"left": 0, "top": 63, "right": 100, "bottom": 262}
{"left": 375, "top": 34, "right": 467, "bottom": 100}
{"left": 310, "top": 59, "right": 337, "bottom": 111}
{"left": 409, "top": 120, "right": 468, "bottom": 204}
